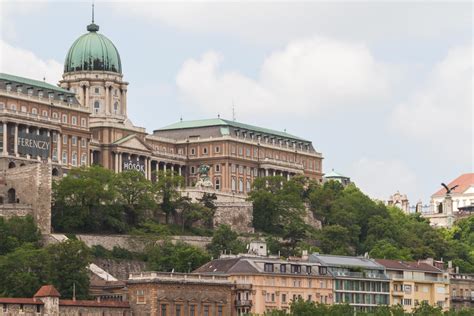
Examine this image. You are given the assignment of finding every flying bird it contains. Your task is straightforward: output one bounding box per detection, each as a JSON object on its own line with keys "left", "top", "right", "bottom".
{"left": 441, "top": 183, "right": 459, "bottom": 194}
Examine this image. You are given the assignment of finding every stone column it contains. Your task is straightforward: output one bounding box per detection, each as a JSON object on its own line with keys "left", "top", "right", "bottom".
{"left": 163, "top": 163, "right": 167, "bottom": 175}
{"left": 118, "top": 152, "right": 122, "bottom": 172}
{"left": 105, "top": 85, "right": 109, "bottom": 115}
{"left": 178, "top": 165, "right": 182, "bottom": 176}
{"left": 265, "top": 169, "right": 269, "bottom": 177}
{"left": 90, "top": 150, "right": 93, "bottom": 165}
{"left": 2, "top": 122, "right": 7, "bottom": 155}
{"left": 144, "top": 157, "right": 148, "bottom": 179}
{"left": 14, "top": 124, "right": 18, "bottom": 156}
{"left": 105, "top": 82, "right": 113, "bottom": 114}
{"left": 114, "top": 152, "right": 119, "bottom": 172}
{"left": 57, "top": 132, "right": 62, "bottom": 164}
{"left": 84, "top": 84, "right": 90, "bottom": 109}
{"left": 121, "top": 87, "right": 127, "bottom": 116}
{"left": 287, "top": 172, "right": 290, "bottom": 181}
{"left": 147, "top": 158, "right": 152, "bottom": 180}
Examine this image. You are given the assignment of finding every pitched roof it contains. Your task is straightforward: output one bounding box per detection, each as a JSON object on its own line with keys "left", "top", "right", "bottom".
{"left": 60, "top": 300, "right": 129, "bottom": 308}
{"left": 375, "top": 259, "right": 442, "bottom": 273}
{"left": 156, "top": 118, "right": 308, "bottom": 142}
{"left": 0, "top": 298, "right": 44, "bottom": 305}
{"left": 0, "top": 73, "right": 71, "bottom": 95}
{"left": 34, "top": 285, "right": 61, "bottom": 298}
{"left": 194, "top": 257, "right": 242, "bottom": 274}
{"left": 432, "top": 173, "right": 474, "bottom": 197}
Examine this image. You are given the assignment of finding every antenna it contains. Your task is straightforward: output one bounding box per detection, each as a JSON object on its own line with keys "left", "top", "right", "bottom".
{"left": 232, "top": 99, "right": 236, "bottom": 121}
{"left": 92, "top": 1, "right": 95, "bottom": 23}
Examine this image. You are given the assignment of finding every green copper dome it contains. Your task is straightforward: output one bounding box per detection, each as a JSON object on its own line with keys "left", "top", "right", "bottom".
{"left": 64, "top": 23, "right": 122, "bottom": 74}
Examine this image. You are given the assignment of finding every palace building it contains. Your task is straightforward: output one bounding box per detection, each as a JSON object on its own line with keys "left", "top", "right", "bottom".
{"left": 0, "top": 17, "right": 323, "bottom": 195}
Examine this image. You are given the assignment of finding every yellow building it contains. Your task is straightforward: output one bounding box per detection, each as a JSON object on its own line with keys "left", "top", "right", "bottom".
{"left": 376, "top": 259, "right": 450, "bottom": 312}
{"left": 194, "top": 255, "right": 333, "bottom": 315}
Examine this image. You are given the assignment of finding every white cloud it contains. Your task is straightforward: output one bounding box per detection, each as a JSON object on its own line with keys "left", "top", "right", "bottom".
{"left": 350, "top": 158, "right": 419, "bottom": 201}
{"left": 390, "top": 45, "right": 473, "bottom": 164}
{"left": 176, "top": 37, "right": 390, "bottom": 120}
{"left": 0, "top": 1, "right": 48, "bottom": 41}
{"left": 0, "top": 40, "right": 63, "bottom": 85}
{"left": 113, "top": 2, "right": 471, "bottom": 45}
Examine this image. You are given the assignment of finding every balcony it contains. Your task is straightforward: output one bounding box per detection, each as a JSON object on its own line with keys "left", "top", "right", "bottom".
{"left": 0, "top": 107, "right": 61, "bottom": 125}
{"left": 451, "top": 296, "right": 474, "bottom": 302}
{"left": 392, "top": 275, "right": 447, "bottom": 282}
{"left": 259, "top": 157, "right": 305, "bottom": 172}
{"left": 235, "top": 300, "right": 252, "bottom": 307}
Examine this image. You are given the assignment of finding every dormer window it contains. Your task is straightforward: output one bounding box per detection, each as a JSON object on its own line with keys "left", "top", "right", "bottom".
{"left": 58, "top": 94, "right": 64, "bottom": 101}
{"left": 48, "top": 92, "right": 54, "bottom": 100}
{"left": 291, "top": 265, "right": 301, "bottom": 274}
{"left": 67, "top": 96, "right": 73, "bottom": 104}
{"left": 280, "top": 264, "right": 287, "bottom": 273}
{"left": 6, "top": 84, "right": 12, "bottom": 92}
{"left": 27, "top": 88, "right": 34, "bottom": 96}
{"left": 264, "top": 263, "right": 274, "bottom": 272}
{"left": 38, "top": 90, "right": 43, "bottom": 98}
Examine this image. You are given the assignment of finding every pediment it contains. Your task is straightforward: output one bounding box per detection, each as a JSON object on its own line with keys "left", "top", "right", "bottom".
{"left": 115, "top": 134, "right": 151, "bottom": 152}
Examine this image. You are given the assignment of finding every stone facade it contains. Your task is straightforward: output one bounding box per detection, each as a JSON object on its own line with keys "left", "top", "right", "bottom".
{"left": 449, "top": 272, "right": 474, "bottom": 310}
{"left": 127, "top": 272, "right": 234, "bottom": 316}
{"left": 0, "top": 162, "right": 51, "bottom": 234}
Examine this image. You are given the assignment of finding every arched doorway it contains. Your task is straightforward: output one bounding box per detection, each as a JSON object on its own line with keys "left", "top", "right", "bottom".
{"left": 7, "top": 188, "right": 16, "bottom": 204}
{"left": 52, "top": 168, "right": 59, "bottom": 176}
{"left": 8, "top": 161, "right": 15, "bottom": 169}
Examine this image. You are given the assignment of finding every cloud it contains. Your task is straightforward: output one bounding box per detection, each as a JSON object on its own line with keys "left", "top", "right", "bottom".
{"left": 350, "top": 158, "right": 419, "bottom": 201}
{"left": 113, "top": 2, "right": 471, "bottom": 45}
{"left": 0, "top": 1, "right": 48, "bottom": 41}
{"left": 0, "top": 40, "right": 63, "bottom": 85}
{"left": 390, "top": 44, "right": 473, "bottom": 164}
{"left": 176, "top": 37, "right": 390, "bottom": 120}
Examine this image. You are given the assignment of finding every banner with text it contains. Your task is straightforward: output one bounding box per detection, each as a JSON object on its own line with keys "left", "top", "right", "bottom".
{"left": 17, "top": 130, "right": 50, "bottom": 158}
{"left": 122, "top": 159, "right": 145, "bottom": 174}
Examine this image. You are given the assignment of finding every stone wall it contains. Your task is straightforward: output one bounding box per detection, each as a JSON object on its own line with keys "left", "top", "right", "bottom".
{"left": 75, "top": 234, "right": 212, "bottom": 252}
{"left": 0, "top": 204, "right": 33, "bottom": 218}
{"left": 183, "top": 188, "right": 254, "bottom": 233}
{"left": 93, "top": 258, "right": 147, "bottom": 280}
{"left": 1, "top": 162, "right": 52, "bottom": 234}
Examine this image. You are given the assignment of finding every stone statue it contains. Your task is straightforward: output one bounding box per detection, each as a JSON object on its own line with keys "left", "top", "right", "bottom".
{"left": 195, "top": 164, "right": 213, "bottom": 189}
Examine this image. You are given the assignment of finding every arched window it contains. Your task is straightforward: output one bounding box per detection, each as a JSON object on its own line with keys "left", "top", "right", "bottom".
{"left": 31, "top": 108, "right": 37, "bottom": 115}
{"left": 52, "top": 168, "right": 59, "bottom": 176}
{"left": 7, "top": 188, "right": 15, "bottom": 203}
{"left": 62, "top": 151, "right": 68, "bottom": 164}
{"left": 239, "top": 179, "right": 244, "bottom": 192}
{"left": 113, "top": 102, "right": 119, "bottom": 114}
{"left": 231, "top": 177, "right": 236, "bottom": 191}
{"left": 8, "top": 161, "right": 15, "bottom": 169}
{"left": 215, "top": 178, "right": 220, "bottom": 190}
{"left": 94, "top": 101, "right": 100, "bottom": 114}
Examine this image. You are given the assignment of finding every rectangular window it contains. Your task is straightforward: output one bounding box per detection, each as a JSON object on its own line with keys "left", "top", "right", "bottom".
{"left": 190, "top": 148, "right": 196, "bottom": 155}
{"left": 62, "top": 151, "right": 68, "bottom": 164}
{"left": 62, "top": 114, "right": 67, "bottom": 123}
{"left": 291, "top": 265, "right": 301, "bottom": 274}
{"left": 306, "top": 266, "right": 312, "bottom": 274}
{"left": 280, "top": 264, "right": 286, "bottom": 273}
{"left": 215, "top": 146, "right": 220, "bottom": 153}
{"left": 136, "top": 290, "right": 145, "bottom": 304}
{"left": 176, "top": 305, "right": 181, "bottom": 316}
{"left": 71, "top": 116, "right": 77, "bottom": 125}
{"left": 246, "top": 148, "right": 251, "bottom": 156}
{"left": 204, "top": 305, "right": 209, "bottom": 316}
{"left": 63, "top": 135, "right": 68, "bottom": 145}
{"left": 161, "top": 304, "right": 167, "bottom": 316}
{"left": 202, "top": 147, "right": 208, "bottom": 155}
{"left": 282, "top": 294, "right": 287, "bottom": 303}
{"left": 264, "top": 263, "right": 274, "bottom": 272}
{"left": 189, "top": 305, "right": 195, "bottom": 316}
{"left": 217, "top": 306, "right": 223, "bottom": 316}
{"left": 239, "top": 147, "right": 243, "bottom": 156}
{"left": 215, "top": 164, "right": 221, "bottom": 172}
{"left": 81, "top": 138, "right": 86, "bottom": 148}
{"left": 72, "top": 136, "right": 77, "bottom": 146}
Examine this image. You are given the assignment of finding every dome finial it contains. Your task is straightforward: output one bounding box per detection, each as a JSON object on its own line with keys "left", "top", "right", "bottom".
{"left": 87, "top": 1, "right": 99, "bottom": 32}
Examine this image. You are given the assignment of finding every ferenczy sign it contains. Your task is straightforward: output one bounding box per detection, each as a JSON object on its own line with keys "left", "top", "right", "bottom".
{"left": 17, "top": 130, "right": 50, "bottom": 158}
{"left": 122, "top": 159, "right": 145, "bottom": 173}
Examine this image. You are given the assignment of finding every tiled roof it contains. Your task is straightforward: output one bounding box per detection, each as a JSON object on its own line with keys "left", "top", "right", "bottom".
{"left": 432, "top": 173, "right": 474, "bottom": 197}
{"left": 0, "top": 298, "right": 43, "bottom": 305}
{"left": 375, "top": 259, "right": 442, "bottom": 273}
{"left": 59, "top": 300, "right": 129, "bottom": 308}
{"left": 0, "top": 73, "right": 71, "bottom": 94}
{"left": 34, "top": 285, "right": 61, "bottom": 298}
{"left": 156, "top": 118, "right": 308, "bottom": 142}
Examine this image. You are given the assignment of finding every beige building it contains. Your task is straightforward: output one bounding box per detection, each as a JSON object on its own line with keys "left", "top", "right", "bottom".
{"left": 376, "top": 259, "right": 450, "bottom": 312}
{"left": 449, "top": 271, "right": 474, "bottom": 311}
{"left": 423, "top": 173, "right": 474, "bottom": 227}
{"left": 194, "top": 255, "right": 333, "bottom": 315}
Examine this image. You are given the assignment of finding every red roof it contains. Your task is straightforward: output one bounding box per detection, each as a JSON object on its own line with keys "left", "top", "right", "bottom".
{"left": 59, "top": 300, "right": 130, "bottom": 308}
{"left": 0, "top": 298, "right": 43, "bottom": 305}
{"left": 375, "top": 259, "right": 442, "bottom": 273}
{"left": 34, "top": 285, "right": 61, "bottom": 298}
{"left": 432, "top": 173, "right": 474, "bottom": 197}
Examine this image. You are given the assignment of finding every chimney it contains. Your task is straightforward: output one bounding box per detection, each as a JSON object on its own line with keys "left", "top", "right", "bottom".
{"left": 301, "top": 250, "right": 308, "bottom": 261}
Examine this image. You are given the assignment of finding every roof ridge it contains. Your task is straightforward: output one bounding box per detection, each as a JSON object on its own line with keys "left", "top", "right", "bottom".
{"left": 0, "top": 73, "right": 71, "bottom": 94}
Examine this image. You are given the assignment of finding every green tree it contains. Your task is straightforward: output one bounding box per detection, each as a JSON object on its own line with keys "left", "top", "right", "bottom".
{"left": 147, "top": 240, "right": 210, "bottom": 272}
{"left": 0, "top": 216, "right": 40, "bottom": 255}
{"left": 115, "top": 170, "right": 156, "bottom": 227}
{"left": 46, "top": 240, "right": 91, "bottom": 299}
{"left": 154, "top": 170, "right": 184, "bottom": 224}
{"left": 249, "top": 176, "right": 305, "bottom": 235}
{"left": 0, "top": 244, "right": 49, "bottom": 297}
{"left": 207, "top": 225, "right": 246, "bottom": 258}
{"left": 319, "top": 225, "right": 353, "bottom": 255}
{"left": 52, "top": 166, "right": 124, "bottom": 233}
{"left": 411, "top": 301, "right": 442, "bottom": 316}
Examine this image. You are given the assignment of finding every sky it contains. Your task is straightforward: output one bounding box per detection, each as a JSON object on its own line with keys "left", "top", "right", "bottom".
{"left": 0, "top": 0, "right": 472, "bottom": 204}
